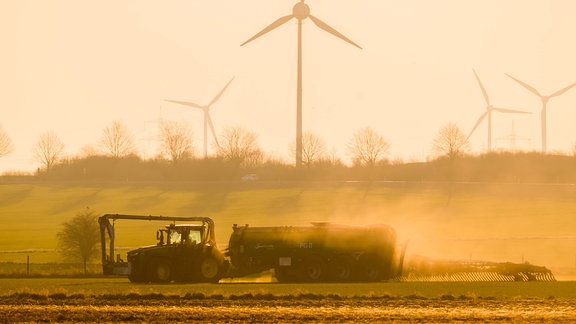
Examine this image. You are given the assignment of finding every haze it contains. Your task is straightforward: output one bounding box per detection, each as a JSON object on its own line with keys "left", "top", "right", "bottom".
{"left": 2, "top": 0, "right": 576, "bottom": 173}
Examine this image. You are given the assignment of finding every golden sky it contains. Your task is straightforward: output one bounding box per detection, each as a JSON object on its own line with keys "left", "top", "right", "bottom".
{"left": 2, "top": 0, "right": 576, "bottom": 172}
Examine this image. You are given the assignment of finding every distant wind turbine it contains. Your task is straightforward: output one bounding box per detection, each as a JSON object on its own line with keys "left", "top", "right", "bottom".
{"left": 165, "top": 77, "right": 235, "bottom": 158}
{"left": 468, "top": 70, "right": 530, "bottom": 152}
{"left": 505, "top": 74, "right": 576, "bottom": 153}
{"left": 241, "top": 0, "right": 361, "bottom": 167}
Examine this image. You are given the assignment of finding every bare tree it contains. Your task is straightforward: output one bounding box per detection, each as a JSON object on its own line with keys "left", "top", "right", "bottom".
{"left": 432, "top": 122, "right": 470, "bottom": 159}
{"left": 100, "top": 121, "right": 135, "bottom": 158}
{"left": 159, "top": 120, "right": 194, "bottom": 162}
{"left": 290, "top": 131, "right": 327, "bottom": 166}
{"left": 347, "top": 127, "right": 390, "bottom": 167}
{"left": 0, "top": 125, "right": 13, "bottom": 158}
{"left": 33, "top": 131, "right": 65, "bottom": 170}
{"left": 216, "top": 126, "right": 262, "bottom": 167}
{"left": 57, "top": 208, "right": 100, "bottom": 275}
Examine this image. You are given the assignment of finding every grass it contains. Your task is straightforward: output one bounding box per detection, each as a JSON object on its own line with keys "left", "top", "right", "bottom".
{"left": 1, "top": 180, "right": 576, "bottom": 276}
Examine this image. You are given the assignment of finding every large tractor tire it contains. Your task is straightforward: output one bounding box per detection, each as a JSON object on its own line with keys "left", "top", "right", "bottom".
{"left": 149, "top": 259, "right": 173, "bottom": 283}
{"left": 197, "top": 255, "right": 222, "bottom": 283}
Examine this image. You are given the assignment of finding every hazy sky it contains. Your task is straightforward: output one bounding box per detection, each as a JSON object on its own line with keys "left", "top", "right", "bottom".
{"left": 2, "top": 0, "right": 576, "bottom": 173}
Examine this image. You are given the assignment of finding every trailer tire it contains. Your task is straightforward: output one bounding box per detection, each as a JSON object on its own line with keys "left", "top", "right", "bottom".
{"left": 358, "top": 256, "right": 383, "bottom": 282}
{"left": 329, "top": 256, "right": 354, "bottom": 282}
{"left": 298, "top": 256, "right": 326, "bottom": 282}
{"left": 198, "top": 255, "right": 221, "bottom": 283}
{"left": 150, "top": 259, "right": 172, "bottom": 283}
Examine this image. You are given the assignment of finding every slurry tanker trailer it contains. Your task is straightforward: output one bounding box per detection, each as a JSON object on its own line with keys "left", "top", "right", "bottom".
{"left": 99, "top": 214, "right": 555, "bottom": 283}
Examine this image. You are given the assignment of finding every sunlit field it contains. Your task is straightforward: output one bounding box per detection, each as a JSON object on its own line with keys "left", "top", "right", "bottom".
{"left": 1, "top": 180, "right": 575, "bottom": 278}
{"left": 2, "top": 181, "right": 576, "bottom": 321}
{"left": 2, "top": 278, "right": 576, "bottom": 322}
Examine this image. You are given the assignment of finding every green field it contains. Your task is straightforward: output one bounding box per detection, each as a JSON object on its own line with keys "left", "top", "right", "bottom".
{"left": 1, "top": 180, "right": 576, "bottom": 278}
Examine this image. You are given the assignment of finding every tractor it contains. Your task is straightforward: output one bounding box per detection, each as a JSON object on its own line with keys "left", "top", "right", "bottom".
{"left": 98, "top": 214, "right": 228, "bottom": 283}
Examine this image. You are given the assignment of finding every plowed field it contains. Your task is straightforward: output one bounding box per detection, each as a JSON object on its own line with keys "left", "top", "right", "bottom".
{"left": 2, "top": 294, "right": 576, "bottom": 322}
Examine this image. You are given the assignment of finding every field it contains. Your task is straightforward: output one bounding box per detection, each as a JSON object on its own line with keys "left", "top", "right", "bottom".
{"left": 2, "top": 180, "right": 576, "bottom": 321}
{"left": 2, "top": 279, "right": 576, "bottom": 322}
{"left": 1, "top": 180, "right": 575, "bottom": 277}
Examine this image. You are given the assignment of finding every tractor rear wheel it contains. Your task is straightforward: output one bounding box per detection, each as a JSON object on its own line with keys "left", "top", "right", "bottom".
{"left": 150, "top": 259, "right": 172, "bottom": 283}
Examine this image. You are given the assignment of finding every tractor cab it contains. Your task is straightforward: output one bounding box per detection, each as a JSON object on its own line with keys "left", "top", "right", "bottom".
{"left": 157, "top": 224, "right": 206, "bottom": 246}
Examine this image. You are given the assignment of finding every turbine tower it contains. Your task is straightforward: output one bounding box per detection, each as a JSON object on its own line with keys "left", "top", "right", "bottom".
{"left": 241, "top": 0, "right": 361, "bottom": 167}
{"left": 505, "top": 74, "right": 576, "bottom": 153}
{"left": 165, "top": 77, "right": 234, "bottom": 158}
{"left": 468, "top": 70, "right": 529, "bottom": 152}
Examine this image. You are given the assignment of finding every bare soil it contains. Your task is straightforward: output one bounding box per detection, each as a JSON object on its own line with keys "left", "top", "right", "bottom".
{"left": 2, "top": 294, "right": 576, "bottom": 322}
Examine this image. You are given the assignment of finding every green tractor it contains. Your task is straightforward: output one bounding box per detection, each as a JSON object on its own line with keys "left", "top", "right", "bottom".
{"left": 99, "top": 214, "right": 228, "bottom": 283}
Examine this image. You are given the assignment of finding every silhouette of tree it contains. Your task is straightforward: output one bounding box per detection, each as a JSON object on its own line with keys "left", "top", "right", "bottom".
{"left": 432, "top": 122, "right": 470, "bottom": 159}
{"left": 0, "top": 125, "right": 13, "bottom": 158}
{"left": 159, "top": 120, "right": 194, "bottom": 162}
{"left": 216, "top": 126, "right": 262, "bottom": 167}
{"left": 33, "top": 131, "right": 64, "bottom": 171}
{"left": 100, "top": 121, "right": 135, "bottom": 158}
{"left": 290, "top": 131, "right": 327, "bottom": 166}
{"left": 57, "top": 208, "right": 100, "bottom": 275}
{"left": 347, "top": 127, "right": 390, "bottom": 167}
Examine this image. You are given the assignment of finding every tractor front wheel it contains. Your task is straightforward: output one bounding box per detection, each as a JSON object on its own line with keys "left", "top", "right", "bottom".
{"left": 198, "top": 255, "right": 221, "bottom": 283}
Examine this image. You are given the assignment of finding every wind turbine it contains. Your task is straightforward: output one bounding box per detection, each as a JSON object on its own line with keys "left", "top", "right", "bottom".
{"left": 468, "top": 70, "right": 530, "bottom": 152}
{"left": 505, "top": 74, "right": 576, "bottom": 154}
{"left": 241, "top": 0, "right": 361, "bottom": 167}
{"left": 165, "top": 77, "right": 234, "bottom": 158}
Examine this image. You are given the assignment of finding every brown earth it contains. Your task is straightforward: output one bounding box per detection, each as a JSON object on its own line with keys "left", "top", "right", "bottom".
{"left": 2, "top": 294, "right": 576, "bottom": 322}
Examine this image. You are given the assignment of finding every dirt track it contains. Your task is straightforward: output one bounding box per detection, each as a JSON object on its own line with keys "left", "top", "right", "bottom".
{"left": 2, "top": 294, "right": 576, "bottom": 322}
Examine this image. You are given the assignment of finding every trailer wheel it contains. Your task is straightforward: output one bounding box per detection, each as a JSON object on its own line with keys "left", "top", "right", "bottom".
{"left": 150, "top": 259, "right": 172, "bottom": 283}
{"left": 198, "top": 255, "right": 221, "bottom": 283}
{"left": 358, "top": 256, "right": 383, "bottom": 282}
{"left": 329, "top": 257, "right": 354, "bottom": 282}
{"left": 299, "top": 257, "right": 325, "bottom": 282}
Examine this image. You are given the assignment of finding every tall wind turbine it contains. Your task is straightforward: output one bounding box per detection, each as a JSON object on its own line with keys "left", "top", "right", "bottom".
{"left": 468, "top": 70, "right": 530, "bottom": 152}
{"left": 241, "top": 0, "right": 361, "bottom": 167}
{"left": 165, "top": 77, "right": 234, "bottom": 158}
{"left": 505, "top": 74, "right": 576, "bottom": 153}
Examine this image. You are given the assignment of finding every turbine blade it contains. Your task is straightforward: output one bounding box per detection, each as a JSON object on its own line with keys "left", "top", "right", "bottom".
{"left": 549, "top": 81, "right": 576, "bottom": 98}
{"left": 308, "top": 15, "right": 362, "bottom": 49}
{"left": 493, "top": 107, "right": 531, "bottom": 114}
{"left": 164, "top": 99, "right": 203, "bottom": 109}
{"left": 505, "top": 73, "right": 542, "bottom": 97}
{"left": 473, "top": 69, "right": 490, "bottom": 106}
{"left": 241, "top": 15, "right": 294, "bottom": 46}
{"left": 208, "top": 76, "right": 235, "bottom": 107}
{"left": 207, "top": 113, "right": 219, "bottom": 147}
{"left": 467, "top": 112, "right": 487, "bottom": 140}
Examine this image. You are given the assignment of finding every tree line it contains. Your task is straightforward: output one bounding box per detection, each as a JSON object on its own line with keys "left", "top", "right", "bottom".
{"left": 1, "top": 121, "right": 576, "bottom": 183}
